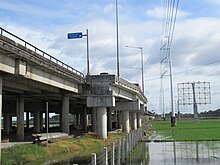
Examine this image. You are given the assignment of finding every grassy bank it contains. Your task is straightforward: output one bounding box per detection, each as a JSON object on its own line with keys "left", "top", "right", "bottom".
{"left": 150, "top": 119, "right": 220, "bottom": 141}
{"left": 1, "top": 132, "right": 124, "bottom": 165}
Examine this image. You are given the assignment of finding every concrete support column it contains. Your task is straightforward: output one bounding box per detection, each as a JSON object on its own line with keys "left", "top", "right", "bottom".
{"left": 4, "top": 113, "right": 11, "bottom": 134}
{"left": 45, "top": 111, "right": 49, "bottom": 131}
{"left": 17, "top": 96, "right": 24, "bottom": 141}
{"left": 59, "top": 112, "right": 62, "bottom": 128}
{"left": 122, "top": 111, "right": 130, "bottom": 133}
{"left": 91, "top": 108, "right": 97, "bottom": 132}
{"left": 34, "top": 111, "right": 41, "bottom": 133}
{"left": 97, "top": 107, "right": 107, "bottom": 139}
{"left": 80, "top": 113, "right": 83, "bottom": 126}
{"left": 61, "top": 94, "right": 69, "bottom": 134}
{"left": 137, "top": 113, "right": 142, "bottom": 128}
{"left": 117, "top": 111, "right": 122, "bottom": 129}
{"left": 76, "top": 114, "right": 79, "bottom": 126}
{"left": 131, "top": 112, "right": 137, "bottom": 130}
{"left": 107, "top": 108, "right": 112, "bottom": 131}
{"left": 10, "top": 116, "right": 13, "bottom": 132}
{"left": 26, "top": 112, "right": 30, "bottom": 131}
{"left": 83, "top": 108, "right": 87, "bottom": 131}
{"left": 114, "top": 111, "right": 117, "bottom": 122}
{"left": 40, "top": 112, "right": 44, "bottom": 131}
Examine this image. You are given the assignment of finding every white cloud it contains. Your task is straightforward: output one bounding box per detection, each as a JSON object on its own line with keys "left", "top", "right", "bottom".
{"left": 207, "top": 0, "right": 220, "bottom": 5}
{"left": 104, "top": 3, "right": 115, "bottom": 14}
{"left": 146, "top": 6, "right": 190, "bottom": 19}
{"left": 0, "top": 1, "right": 69, "bottom": 19}
{"left": 172, "top": 17, "right": 220, "bottom": 68}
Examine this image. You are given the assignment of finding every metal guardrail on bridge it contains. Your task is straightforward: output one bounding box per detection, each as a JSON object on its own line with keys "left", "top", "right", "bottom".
{"left": 0, "top": 27, "right": 84, "bottom": 82}
{"left": 115, "top": 77, "right": 147, "bottom": 102}
{"left": 116, "top": 77, "right": 142, "bottom": 92}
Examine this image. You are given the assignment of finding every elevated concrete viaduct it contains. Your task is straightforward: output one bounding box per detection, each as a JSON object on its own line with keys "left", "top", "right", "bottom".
{"left": 0, "top": 27, "right": 86, "bottom": 141}
{"left": 0, "top": 27, "right": 147, "bottom": 141}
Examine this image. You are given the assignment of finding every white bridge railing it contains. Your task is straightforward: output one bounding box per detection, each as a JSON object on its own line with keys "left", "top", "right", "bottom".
{"left": 0, "top": 27, "right": 84, "bottom": 83}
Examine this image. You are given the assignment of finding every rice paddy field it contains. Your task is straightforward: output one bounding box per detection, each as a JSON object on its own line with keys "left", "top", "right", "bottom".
{"left": 150, "top": 119, "right": 220, "bottom": 141}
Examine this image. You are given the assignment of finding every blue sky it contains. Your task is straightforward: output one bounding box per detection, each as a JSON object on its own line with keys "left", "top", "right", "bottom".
{"left": 1, "top": 0, "right": 220, "bottom": 114}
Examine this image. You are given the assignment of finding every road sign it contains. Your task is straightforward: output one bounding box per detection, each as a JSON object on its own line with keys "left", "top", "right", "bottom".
{"left": 67, "top": 32, "right": 83, "bottom": 39}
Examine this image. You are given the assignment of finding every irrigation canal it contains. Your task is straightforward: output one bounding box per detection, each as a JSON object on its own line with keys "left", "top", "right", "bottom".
{"left": 36, "top": 141, "right": 220, "bottom": 165}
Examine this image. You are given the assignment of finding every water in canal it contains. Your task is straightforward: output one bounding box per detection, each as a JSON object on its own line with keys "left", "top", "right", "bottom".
{"left": 128, "top": 141, "right": 220, "bottom": 165}
{"left": 41, "top": 141, "right": 220, "bottom": 165}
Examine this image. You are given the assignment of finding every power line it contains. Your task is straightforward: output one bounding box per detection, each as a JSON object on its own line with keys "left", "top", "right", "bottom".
{"left": 146, "top": 58, "right": 220, "bottom": 82}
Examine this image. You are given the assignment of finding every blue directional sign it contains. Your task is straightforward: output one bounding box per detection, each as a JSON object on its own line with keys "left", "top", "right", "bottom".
{"left": 67, "top": 32, "right": 83, "bottom": 39}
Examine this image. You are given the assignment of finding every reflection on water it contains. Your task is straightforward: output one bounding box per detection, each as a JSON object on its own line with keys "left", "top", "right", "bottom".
{"left": 128, "top": 141, "right": 220, "bottom": 165}
{"left": 41, "top": 141, "right": 220, "bottom": 165}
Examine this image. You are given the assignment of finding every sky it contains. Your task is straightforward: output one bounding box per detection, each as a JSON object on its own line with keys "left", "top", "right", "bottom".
{"left": 1, "top": 0, "right": 220, "bottom": 115}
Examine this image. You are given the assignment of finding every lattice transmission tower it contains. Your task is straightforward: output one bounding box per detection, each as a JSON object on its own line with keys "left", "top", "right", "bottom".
{"left": 160, "top": 0, "right": 180, "bottom": 126}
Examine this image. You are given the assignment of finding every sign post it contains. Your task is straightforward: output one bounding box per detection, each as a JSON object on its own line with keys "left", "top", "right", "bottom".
{"left": 67, "top": 30, "right": 90, "bottom": 77}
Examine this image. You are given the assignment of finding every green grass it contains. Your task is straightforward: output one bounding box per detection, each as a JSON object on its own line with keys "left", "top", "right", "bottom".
{"left": 150, "top": 119, "right": 220, "bottom": 141}
{"left": 1, "top": 144, "right": 48, "bottom": 165}
{"left": 1, "top": 132, "right": 125, "bottom": 165}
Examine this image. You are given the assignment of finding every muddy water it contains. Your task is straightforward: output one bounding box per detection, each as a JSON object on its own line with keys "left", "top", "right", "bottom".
{"left": 128, "top": 141, "right": 220, "bottom": 165}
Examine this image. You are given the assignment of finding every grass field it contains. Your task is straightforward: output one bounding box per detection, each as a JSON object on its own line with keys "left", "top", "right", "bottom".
{"left": 1, "top": 132, "right": 124, "bottom": 165}
{"left": 150, "top": 119, "right": 220, "bottom": 141}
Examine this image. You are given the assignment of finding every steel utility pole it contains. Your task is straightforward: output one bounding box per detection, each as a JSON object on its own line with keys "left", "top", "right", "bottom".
{"left": 168, "top": 49, "right": 176, "bottom": 127}
{"left": 192, "top": 83, "right": 198, "bottom": 122}
{"left": 116, "top": 0, "right": 120, "bottom": 79}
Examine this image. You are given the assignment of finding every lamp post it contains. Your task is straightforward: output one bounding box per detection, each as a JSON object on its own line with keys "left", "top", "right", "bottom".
{"left": 125, "top": 45, "right": 144, "bottom": 93}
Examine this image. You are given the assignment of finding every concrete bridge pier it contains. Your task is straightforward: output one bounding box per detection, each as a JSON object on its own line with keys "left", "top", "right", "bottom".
{"left": 131, "top": 112, "right": 137, "bottom": 130}
{"left": 34, "top": 111, "right": 41, "bottom": 133}
{"left": 113, "top": 111, "right": 117, "bottom": 128}
{"left": 116, "top": 100, "right": 141, "bottom": 133}
{"left": 45, "top": 110, "right": 49, "bottom": 131}
{"left": 40, "top": 112, "right": 44, "bottom": 131}
{"left": 87, "top": 95, "right": 115, "bottom": 139}
{"left": 122, "top": 111, "right": 130, "bottom": 133}
{"left": 96, "top": 107, "right": 107, "bottom": 139}
{"left": 26, "top": 112, "right": 30, "bottom": 131}
{"left": 17, "top": 96, "right": 24, "bottom": 141}
{"left": 4, "top": 113, "right": 11, "bottom": 134}
{"left": 61, "top": 94, "right": 69, "bottom": 134}
{"left": 91, "top": 108, "right": 97, "bottom": 132}
{"left": 137, "top": 113, "right": 142, "bottom": 128}
{"left": 117, "top": 111, "right": 122, "bottom": 129}
{"left": 76, "top": 114, "right": 80, "bottom": 126}
{"left": 107, "top": 108, "right": 112, "bottom": 131}
{"left": 80, "top": 112, "right": 84, "bottom": 126}
{"left": 83, "top": 107, "right": 88, "bottom": 131}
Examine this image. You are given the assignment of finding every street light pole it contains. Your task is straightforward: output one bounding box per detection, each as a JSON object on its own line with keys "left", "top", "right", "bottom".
{"left": 125, "top": 45, "right": 144, "bottom": 93}
{"left": 140, "top": 47, "right": 144, "bottom": 93}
